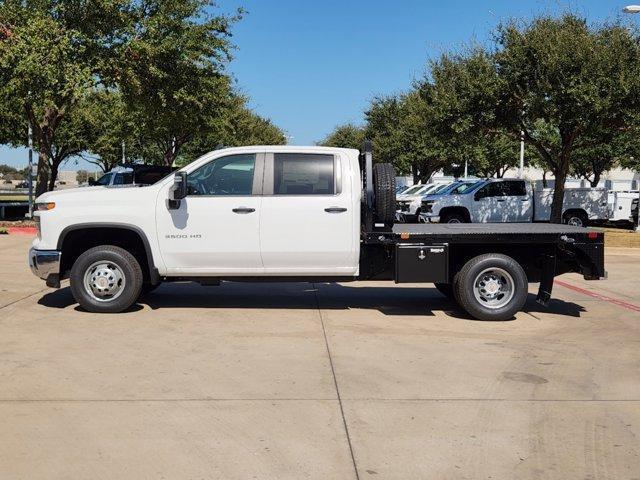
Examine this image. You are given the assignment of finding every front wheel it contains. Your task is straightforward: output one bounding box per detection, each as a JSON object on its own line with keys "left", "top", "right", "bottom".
{"left": 441, "top": 213, "right": 467, "bottom": 224}
{"left": 455, "top": 253, "right": 528, "bottom": 321}
{"left": 70, "top": 245, "right": 143, "bottom": 313}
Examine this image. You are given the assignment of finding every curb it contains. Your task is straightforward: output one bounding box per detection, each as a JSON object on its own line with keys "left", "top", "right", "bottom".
{"left": 6, "top": 227, "right": 37, "bottom": 235}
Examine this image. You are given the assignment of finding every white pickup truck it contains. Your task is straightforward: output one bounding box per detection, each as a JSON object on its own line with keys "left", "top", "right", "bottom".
{"left": 29, "top": 144, "right": 606, "bottom": 321}
{"left": 420, "top": 178, "right": 608, "bottom": 227}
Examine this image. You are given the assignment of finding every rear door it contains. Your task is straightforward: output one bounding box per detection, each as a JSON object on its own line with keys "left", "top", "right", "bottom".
{"left": 501, "top": 180, "right": 532, "bottom": 222}
{"left": 259, "top": 152, "right": 357, "bottom": 275}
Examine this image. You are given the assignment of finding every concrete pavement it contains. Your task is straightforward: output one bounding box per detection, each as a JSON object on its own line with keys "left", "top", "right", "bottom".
{"left": 0, "top": 235, "right": 638, "bottom": 479}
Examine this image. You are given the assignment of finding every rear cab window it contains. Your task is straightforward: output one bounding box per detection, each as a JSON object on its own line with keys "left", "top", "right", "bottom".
{"left": 272, "top": 153, "right": 335, "bottom": 195}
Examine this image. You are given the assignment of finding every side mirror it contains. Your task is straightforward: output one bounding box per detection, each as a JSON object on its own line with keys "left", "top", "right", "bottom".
{"left": 474, "top": 192, "right": 482, "bottom": 201}
{"left": 168, "top": 171, "right": 187, "bottom": 209}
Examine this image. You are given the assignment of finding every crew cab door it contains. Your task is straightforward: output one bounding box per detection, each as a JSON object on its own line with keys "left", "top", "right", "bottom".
{"left": 259, "top": 152, "right": 357, "bottom": 275}
{"left": 472, "top": 182, "right": 503, "bottom": 222}
{"left": 501, "top": 180, "right": 532, "bottom": 222}
{"left": 156, "top": 153, "right": 265, "bottom": 274}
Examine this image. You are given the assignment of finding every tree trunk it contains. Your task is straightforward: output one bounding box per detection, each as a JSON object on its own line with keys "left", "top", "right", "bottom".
{"left": 550, "top": 159, "right": 570, "bottom": 224}
{"left": 411, "top": 164, "right": 419, "bottom": 184}
{"left": 35, "top": 147, "right": 50, "bottom": 197}
{"left": 48, "top": 161, "right": 60, "bottom": 192}
{"left": 542, "top": 171, "right": 548, "bottom": 188}
{"left": 590, "top": 171, "right": 601, "bottom": 188}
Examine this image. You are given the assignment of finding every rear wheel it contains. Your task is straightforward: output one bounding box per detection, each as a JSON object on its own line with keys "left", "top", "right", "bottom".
{"left": 70, "top": 245, "right": 143, "bottom": 313}
{"left": 455, "top": 253, "right": 528, "bottom": 321}
{"left": 373, "top": 163, "right": 396, "bottom": 225}
{"left": 563, "top": 211, "right": 588, "bottom": 227}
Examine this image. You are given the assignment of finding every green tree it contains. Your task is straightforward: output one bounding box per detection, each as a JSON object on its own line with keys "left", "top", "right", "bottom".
{"left": 76, "top": 169, "right": 90, "bottom": 184}
{"left": 366, "top": 92, "right": 448, "bottom": 182}
{"left": 117, "top": 0, "right": 242, "bottom": 166}
{"left": 178, "top": 99, "right": 286, "bottom": 164}
{"left": 319, "top": 123, "right": 366, "bottom": 150}
{"left": 0, "top": 1, "right": 128, "bottom": 195}
{"left": 428, "top": 15, "right": 640, "bottom": 222}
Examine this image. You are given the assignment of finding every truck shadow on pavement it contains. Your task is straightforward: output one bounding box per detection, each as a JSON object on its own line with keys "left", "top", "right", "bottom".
{"left": 37, "top": 282, "right": 586, "bottom": 320}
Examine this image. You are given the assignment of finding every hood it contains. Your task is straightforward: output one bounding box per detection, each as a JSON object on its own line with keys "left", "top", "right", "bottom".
{"left": 36, "top": 184, "right": 160, "bottom": 206}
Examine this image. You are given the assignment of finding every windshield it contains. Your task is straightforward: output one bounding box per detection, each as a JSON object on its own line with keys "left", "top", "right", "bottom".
{"left": 432, "top": 183, "right": 451, "bottom": 193}
{"left": 401, "top": 185, "right": 423, "bottom": 195}
{"left": 448, "top": 181, "right": 479, "bottom": 194}
{"left": 95, "top": 172, "right": 113, "bottom": 186}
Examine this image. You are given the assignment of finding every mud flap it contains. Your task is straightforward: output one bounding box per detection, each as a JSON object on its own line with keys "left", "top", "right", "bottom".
{"left": 536, "top": 252, "right": 556, "bottom": 306}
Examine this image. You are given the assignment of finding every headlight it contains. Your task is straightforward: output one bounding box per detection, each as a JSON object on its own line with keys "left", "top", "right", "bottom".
{"left": 36, "top": 202, "right": 55, "bottom": 211}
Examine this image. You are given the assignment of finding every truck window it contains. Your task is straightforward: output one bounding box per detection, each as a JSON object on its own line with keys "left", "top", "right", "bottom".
{"left": 187, "top": 154, "right": 256, "bottom": 196}
{"left": 503, "top": 180, "right": 527, "bottom": 196}
{"left": 273, "top": 153, "right": 334, "bottom": 195}
{"left": 475, "top": 182, "right": 503, "bottom": 199}
{"left": 113, "top": 172, "right": 133, "bottom": 185}
{"left": 95, "top": 172, "right": 113, "bottom": 186}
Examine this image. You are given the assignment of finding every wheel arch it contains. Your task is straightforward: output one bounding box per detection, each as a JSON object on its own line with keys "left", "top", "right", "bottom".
{"left": 57, "top": 223, "right": 159, "bottom": 283}
{"left": 439, "top": 206, "right": 471, "bottom": 223}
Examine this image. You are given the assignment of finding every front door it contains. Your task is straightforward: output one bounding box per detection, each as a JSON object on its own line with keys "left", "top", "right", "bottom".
{"left": 259, "top": 152, "right": 357, "bottom": 275}
{"left": 156, "top": 153, "right": 264, "bottom": 275}
{"left": 472, "top": 182, "right": 503, "bottom": 223}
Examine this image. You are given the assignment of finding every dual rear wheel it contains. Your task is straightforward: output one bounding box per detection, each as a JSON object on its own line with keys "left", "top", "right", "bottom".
{"left": 435, "top": 253, "right": 528, "bottom": 321}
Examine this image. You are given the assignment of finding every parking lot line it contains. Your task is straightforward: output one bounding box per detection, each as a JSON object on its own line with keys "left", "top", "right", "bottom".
{"left": 555, "top": 280, "right": 640, "bottom": 313}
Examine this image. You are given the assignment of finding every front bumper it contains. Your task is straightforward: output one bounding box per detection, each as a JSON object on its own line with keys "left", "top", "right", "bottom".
{"left": 419, "top": 214, "right": 440, "bottom": 223}
{"left": 29, "top": 247, "right": 62, "bottom": 288}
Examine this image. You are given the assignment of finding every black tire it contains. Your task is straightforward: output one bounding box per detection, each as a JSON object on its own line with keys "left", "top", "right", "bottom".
{"left": 455, "top": 253, "right": 528, "bottom": 321}
{"left": 70, "top": 245, "right": 143, "bottom": 313}
{"left": 563, "top": 211, "right": 588, "bottom": 227}
{"left": 441, "top": 212, "right": 467, "bottom": 224}
{"left": 373, "top": 163, "right": 396, "bottom": 225}
{"left": 434, "top": 282, "right": 455, "bottom": 300}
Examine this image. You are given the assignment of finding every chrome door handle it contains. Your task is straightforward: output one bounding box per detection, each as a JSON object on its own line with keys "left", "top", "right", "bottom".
{"left": 232, "top": 207, "right": 255, "bottom": 214}
{"left": 325, "top": 207, "right": 347, "bottom": 213}
{"left": 496, "top": 198, "right": 506, "bottom": 202}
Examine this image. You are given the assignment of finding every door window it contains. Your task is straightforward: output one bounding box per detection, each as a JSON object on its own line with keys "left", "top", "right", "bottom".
{"left": 503, "top": 181, "right": 527, "bottom": 196}
{"left": 273, "top": 153, "right": 335, "bottom": 195}
{"left": 476, "top": 182, "right": 503, "bottom": 199}
{"left": 187, "top": 154, "right": 256, "bottom": 196}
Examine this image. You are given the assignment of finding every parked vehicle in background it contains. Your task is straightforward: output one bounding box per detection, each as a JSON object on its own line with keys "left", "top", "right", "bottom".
{"left": 607, "top": 190, "right": 639, "bottom": 226}
{"left": 15, "top": 180, "right": 29, "bottom": 189}
{"left": 396, "top": 182, "right": 452, "bottom": 222}
{"left": 420, "top": 179, "right": 608, "bottom": 226}
{"left": 28, "top": 144, "right": 605, "bottom": 322}
{"left": 89, "top": 165, "right": 175, "bottom": 187}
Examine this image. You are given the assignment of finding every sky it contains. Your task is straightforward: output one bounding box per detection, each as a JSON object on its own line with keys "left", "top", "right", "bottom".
{"left": 0, "top": 0, "right": 630, "bottom": 170}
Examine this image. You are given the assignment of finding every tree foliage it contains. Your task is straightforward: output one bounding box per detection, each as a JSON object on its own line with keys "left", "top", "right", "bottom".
{"left": 428, "top": 15, "right": 640, "bottom": 221}
{"left": 319, "top": 123, "right": 366, "bottom": 150}
{"left": 0, "top": 0, "right": 284, "bottom": 193}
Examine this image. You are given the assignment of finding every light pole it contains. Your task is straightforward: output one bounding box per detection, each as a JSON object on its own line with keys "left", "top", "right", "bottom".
{"left": 623, "top": 5, "right": 640, "bottom": 232}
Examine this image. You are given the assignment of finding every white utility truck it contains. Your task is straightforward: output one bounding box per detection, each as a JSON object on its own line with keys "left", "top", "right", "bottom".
{"left": 420, "top": 179, "right": 608, "bottom": 227}
{"left": 395, "top": 182, "right": 451, "bottom": 222}
{"left": 29, "top": 144, "right": 605, "bottom": 321}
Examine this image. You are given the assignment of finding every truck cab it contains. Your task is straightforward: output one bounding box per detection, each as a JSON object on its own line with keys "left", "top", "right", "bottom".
{"left": 421, "top": 179, "right": 533, "bottom": 223}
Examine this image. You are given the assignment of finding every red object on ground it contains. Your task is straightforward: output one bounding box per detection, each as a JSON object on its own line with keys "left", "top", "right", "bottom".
{"left": 555, "top": 279, "right": 640, "bottom": 313}
{"left": 7, "top": 227, "right": 37, "bottom": 235}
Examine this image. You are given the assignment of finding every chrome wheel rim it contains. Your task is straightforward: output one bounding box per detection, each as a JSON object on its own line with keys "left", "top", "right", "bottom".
{"left": 83, "top": 261, "right": 126, "bottom": 302}
{"left": 473, "top": 267, "right": 515, "bottom": 309}
{"left": 567, "top": 216, "right": 583, "bottom": 227}
{"left": 447, "top": 218, "right": 461, "bottom": 224}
